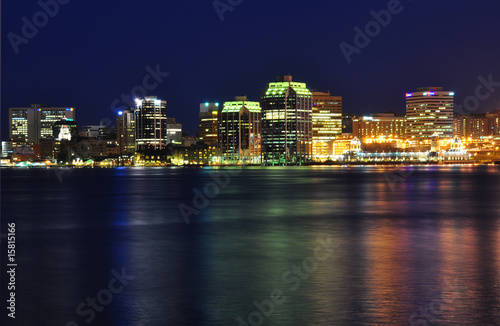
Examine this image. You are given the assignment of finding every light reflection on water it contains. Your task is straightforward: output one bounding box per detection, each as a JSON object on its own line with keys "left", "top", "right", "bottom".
{"left": 1, "top": 166, "right": 500, "bottom": 325}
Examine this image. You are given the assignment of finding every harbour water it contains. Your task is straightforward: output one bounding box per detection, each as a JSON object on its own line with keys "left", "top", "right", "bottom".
{"left": 1, "top": 165, "right": 500, "bottom": 325}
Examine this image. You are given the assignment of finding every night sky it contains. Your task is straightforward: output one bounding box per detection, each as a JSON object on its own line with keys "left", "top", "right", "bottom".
{"left": 2, "top": 0, "right": 500, "bottom": 139}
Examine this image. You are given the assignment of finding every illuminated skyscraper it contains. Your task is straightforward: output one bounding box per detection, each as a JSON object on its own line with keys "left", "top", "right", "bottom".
{"left": 9, "top": 104, "right": 76, "bottom": 143}
{"left": 198, "top": 102, "right": 220, "bottom": 145}
{"left": 261, "top": 75, "right": 313, "bottom": 165}
{"left": 312, "top": 91, "right": 342, "bottom": 160}
{"left": 134, "top": 96, "right": 167, "bottom": 151}
{"left": 117, "top": 109, "right": 136, "bottom": 155}
{"left": 406, "top": 87, "right": 454, "bottom": 139}
{"left": 218, "top": 96, "right": 261, "bottom": 164}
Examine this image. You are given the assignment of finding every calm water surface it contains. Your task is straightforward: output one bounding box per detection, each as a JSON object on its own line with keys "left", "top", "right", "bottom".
{"left": 1, "top": 166, "right": 500, "bottom": 325}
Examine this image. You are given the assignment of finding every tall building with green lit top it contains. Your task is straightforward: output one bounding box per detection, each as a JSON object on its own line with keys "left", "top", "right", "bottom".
{"left": 260, "top": 75, "right": 313, "bottom": 165}
{"left": 218, "top": 96, "right": 261, "bottom": 164}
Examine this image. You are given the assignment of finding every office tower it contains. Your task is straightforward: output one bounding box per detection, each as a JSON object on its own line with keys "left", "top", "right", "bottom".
{"left": 198, "top": 102, "right": 220, "bottom": 145}
{"left": 260, "top": 75, "right": 313, "bottom": 165}
{"left": 134, "top": 96, "right": 167, "bottom": 151}
{"left": 312, "top": 91, "right": 342, "bottom": 160}
{"left": 353, "top": 113, "right": 407, "bottom": 139}
{"left": 167, "top": 118, "right": 182, "bottom": 145}
{"left": 9, "top": 104, "right": 76, "bottom": 143}
{"left": 406, "top": 87, "right": 454, "bottom": 139}
{"left": 218, "top": 96, "right": 261, "bottom": 164}
{"left": 117, "top": 109, "right": 136, "bottom": 155}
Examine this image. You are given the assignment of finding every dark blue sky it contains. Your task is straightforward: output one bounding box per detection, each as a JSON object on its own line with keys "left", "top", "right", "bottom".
{"left": 2, "top": 0, "right": 500, "bottom": 139}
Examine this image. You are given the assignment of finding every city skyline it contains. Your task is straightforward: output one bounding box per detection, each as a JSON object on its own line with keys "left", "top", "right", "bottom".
{"left": 3, "top": 1, "right": 500, "bottom": 139}
{"left": 6, "top": 79, "right": 500, "bottom": 141}
{"left": 3, "top": 2, "right": 500, "bottom": 325}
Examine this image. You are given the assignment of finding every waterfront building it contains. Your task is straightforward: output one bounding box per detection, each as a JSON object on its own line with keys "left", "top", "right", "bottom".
{"left": 171, "top": 144, "right": 219, "bottom": 165}
{"left": 198, "top": 102, "right": 220, "bottom": 145}
{"left": 218, "top": 96, "right": 262, "bottom": 164}
{"left": 406, "top": 87, "right": 454, "bottom": 139}
{"left": 9, "top": 104, "right": 75, "bottom": 144}
{"left": 353, "top": 113, "right": 406, "bottom": 140}
{"left": 261, "top": 75, "right": 313, "bottom": 165}
{"left": 116, "top": 109, "right": 136, "bottom": 155}
{"left": 454, "top": 113, "right": 491, "bottom": 139}
{"left": 70, "top": 139, "right": 119, "bottom": 159}
{"left": 134, "top": 96, "right": 167, "bottom": 151}
{"left": 332, "top": 139, "right": 352, "bottom": 156}
{"left": 134, "top": 148, "right": 172, "bottom": 166}
{"left": 312, "top": 91, "right": 342, "bottom": 161}
{"left": 487, "top": 111, "right": 500, "bottom": 136}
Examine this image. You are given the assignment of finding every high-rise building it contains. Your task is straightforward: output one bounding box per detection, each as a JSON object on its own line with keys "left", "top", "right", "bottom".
{"left": 218, "top": 96, "right": 261, "bottom": 164}
{"left": 406, "top": 87, "right": 454, "bottom": 139}
{"left": 117, "top": 109, "right": 136, "bottom": 155}
{"left": 488, "top": 111, "right": 500, "bottom": 136}
{"left": 134, "top": 96, "right": 167, "bottom": 151}
{"left": 453, "top": 111, "right": 500, "bottom": 139}
{"left": 260, "top": 75, "right": 313, "bottom": 165}
{"left": 453, "top": 114, "right": 490, "bottom": 139}
{"left": 167, "top": 118, "right": 182, "bottom": 145}
{"left": 353, "top": 113, "right": 407, "bottom": 139}
{"left": 9, "top": 104, "right": 76, "bottom": 143}
{"left": 198, "top": 102, "right": 220, "bottom": 145}
{"left": 312, "top": 91, "right": 342, "bottom": 160}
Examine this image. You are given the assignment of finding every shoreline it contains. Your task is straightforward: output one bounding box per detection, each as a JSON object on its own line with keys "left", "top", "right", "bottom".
{"left": 2, "top": 161, "right": 499, "bottom": 169}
